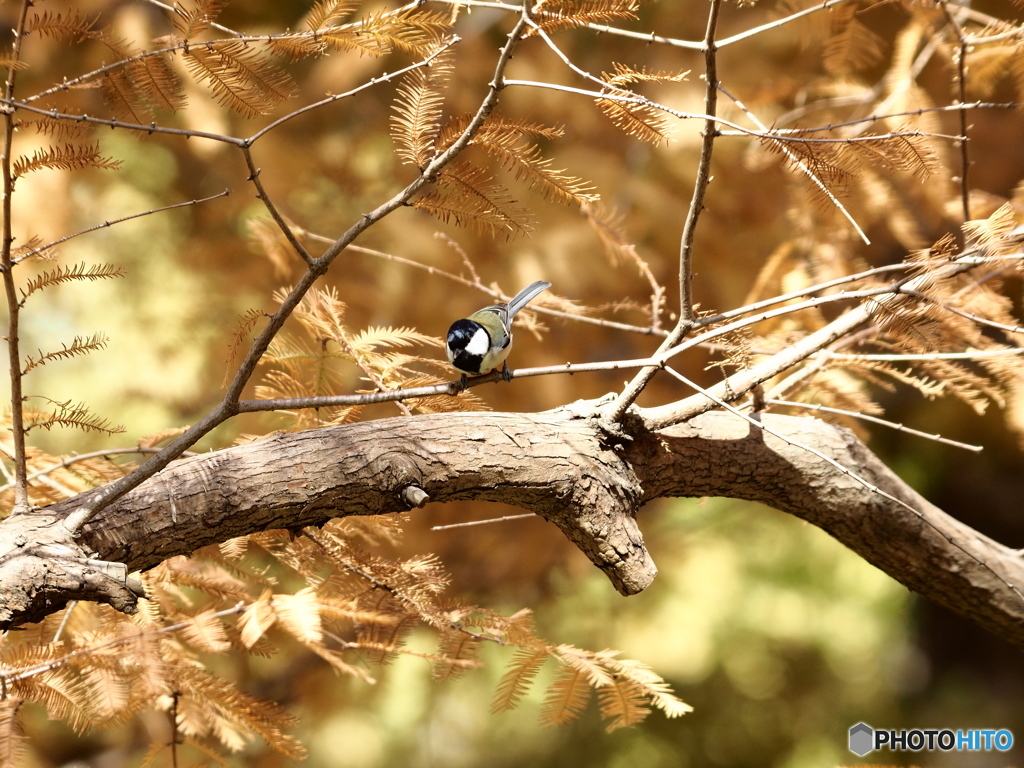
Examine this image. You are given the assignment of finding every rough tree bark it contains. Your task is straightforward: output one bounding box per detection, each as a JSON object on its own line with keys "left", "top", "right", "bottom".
{"left": 1, "top": 403, "right": 1022, "bottom": 650}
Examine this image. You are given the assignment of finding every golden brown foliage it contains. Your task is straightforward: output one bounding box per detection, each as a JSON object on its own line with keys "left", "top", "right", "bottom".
{"left": 2, "top": 0, "right": 1024, "bottom": 762}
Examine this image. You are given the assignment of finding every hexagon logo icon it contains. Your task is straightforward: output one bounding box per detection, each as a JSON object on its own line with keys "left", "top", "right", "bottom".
{"left": 849, "top": 722, "right": 874, "bottom": 756}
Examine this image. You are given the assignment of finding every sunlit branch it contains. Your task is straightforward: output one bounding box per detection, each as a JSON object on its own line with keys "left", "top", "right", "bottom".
{"left": 821, "top": 348, "right": 1024, "bottom": 361}
{"left": 643, "top": 238, "right": 1016, "bottom": 429}
{"left": 903, "top": 288, "right": 1024, "bottom": 337}
{"left": 430, "top": 512, "right": 537, "bottom": 531}
{"left": 1, "top": 101, "right": 245, "bottom": 145}
{"left": 143, "top": 0, "right": 246, "bottom": 37}
{"left": 716, "top": 0, "right": 852, "bottom": 47}
{"left": 662, "top": 365, "right": 1024, "bottom": 606}
{"left": 0, "top": 602, "right": 247, "bottom": 685}
{"left": 732, "top": 102, "right": 1013, "bottom": 137}
{"left": 321, "top": 239, "right": 668, "bottom": 337}
{"left": 765, "top": 398, "right": 983, "bottom": 452}
{"left": 694, "top": 264, "right": 911, "bottom": 327}
{"left": 234, "top": 357, "right": 665, "bottom": 412}
{"left": 762, "top": 328, "right": 875, "bottom": 403}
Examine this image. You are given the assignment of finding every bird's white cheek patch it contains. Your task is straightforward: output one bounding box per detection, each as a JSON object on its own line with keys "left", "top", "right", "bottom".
{"left": 465, "top": 328, "right": 491, "bottom": 356}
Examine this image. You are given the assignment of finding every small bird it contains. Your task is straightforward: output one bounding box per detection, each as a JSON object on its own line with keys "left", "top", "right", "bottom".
{"left": 446, "top": 280, "right": 552, "bottom": 381}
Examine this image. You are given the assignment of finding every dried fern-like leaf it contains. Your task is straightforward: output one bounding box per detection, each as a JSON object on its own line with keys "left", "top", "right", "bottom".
{"left": 172, "top": 0, "right": 229, "bottom": 40}
{"left": 595, "top": 96, "right": 672, "bottom": 145}
{"left": 823, "top": 6, "right": 886, "bottom": 75}
{"left": 304, "top": 0, "right": 359, "bottom": 31}
{"left": 553, "top": 645, "right": 616, "bottom": 687}
{"left": 433, "top": 626, "right": 483, "bottom": 681}
{"left": 20, "top": 262, "right": 125, "bottom": 302}
{"left": 100, "top": 68, "right": 154, "bottom": 125}
{"left": 540, "top": 663, "right": 592, "bottom": 727}
{"left": 26, "top": 10, "right": 98, "bottom": 42}
{"left": 183, "top": 42, "right": 296, "bottom": 118}
{"left": 138, "top": 425, "right": 190, "bottom": 449}
{"left": 348, "top": 325, "right": 444, "bottom": 353}
{"left": 21, "top": 118, "right": 92, "bottom": 141}
{"left": 763, "top": 132, "right": 854, "bottom": 193}
{"left": 962, "top": 202, "right": 1018, "bottom": 254}
{"left": 24, "top": 399, "right": 125, "bottom": 436}
{"left": 602, "top": 656, "right": 691, "bottom": 720}
{"left": 22, "top": 333, "right": 108, "bottom": 374}
{"left": 13, "top": 143, "right": 121, "bottom": 179}
{"left": 476, "top": 132, "right": 599, "bottom": 206}
{"left": 391, "top": 50, "right": 453, "bottom": 167}
{"left": 239, "top": 591, "right": 277, "bottom": 650}
{"left": 491, "top": 647, "right": 549, "bottom": 714}
{"left": 603, "top": 63, "right": 690, "bottom": 89}
{"left": 414, "top": 162, "right": 533, "bottom": 236}
{"left": 530, "top": 0, "right": 639, "bottom": 35}
{"left": 177, "top": 608, "right": 233, "bottom": 654}
{"left": 354, "top": 593, "right": 417, "bottom": 665}
{"left": 174, "top": 662, "right": 306, "bottom": 758}
{"left": 0, "top": 698, "right": 26, "bottom": 768}
{"left": 321, "top": 7, "right": 451, "bottom": 57}
{"left": 14, "top": 666, "right": 93, "bottom": 733}
{"left": 597, "top": 676, "right": 651, "bottom": 732}
{"left": 128, "top": 55, "right": 188, "bottom": 113}
{"left": 78, "top": 664, "right": 133, "bottom": 727}
{"left": 272, "top": 588, "right": 323, "bottom": 646}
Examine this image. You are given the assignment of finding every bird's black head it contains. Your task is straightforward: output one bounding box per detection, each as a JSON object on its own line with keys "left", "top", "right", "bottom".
{"left": 446, "top": 319, "right": 489, "bottom": 374}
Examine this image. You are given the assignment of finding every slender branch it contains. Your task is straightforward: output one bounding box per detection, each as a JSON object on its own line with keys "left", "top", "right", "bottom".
{"left": 717, "top": 83, "right": 869, "bottom": 245}
{"left": 334, "top": 241, "right": 666, "bottom": 336}
{"left": 660, "top": 365, "right": 1024, "bottom": 607}
{"left": 601, "top": 0, "right": 722, "bottom": 424}
{"left": 0, "top": 446, "right": 199, "bottom": 495}
{"left": 1, "top": 0, "right": 33, "bottom": 515}
{"left": 641, "top": 242, "right": 1013, "bottom": 429}
{"left": 679, "top": 0, "right": 722, "bottom": 326}
{"left": 245, "top": 38, "right": 458, "bottom": 144}
{"left": 241, "top": 147, "right": 313, "bottom": 266}
{"left": 765, "top": 398, "right": 983, "bottom": 452}
{"left": 9, "top": 191, "right": 231, "bottom": 269}
{"left": 431, "top": 513, "right": 537, "bottom": 531}
{"left": 939, "top": 1, "right": 972, "bottom": 221}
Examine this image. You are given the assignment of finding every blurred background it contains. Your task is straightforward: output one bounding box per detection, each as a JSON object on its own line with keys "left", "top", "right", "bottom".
{"left": 3, "top": 0, "right": 1024, "bottom": 765}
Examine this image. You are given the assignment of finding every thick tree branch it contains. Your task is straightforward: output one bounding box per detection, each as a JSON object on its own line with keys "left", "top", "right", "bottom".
{"left": 2, "top": 408, "right": 1022, "bottom": 650}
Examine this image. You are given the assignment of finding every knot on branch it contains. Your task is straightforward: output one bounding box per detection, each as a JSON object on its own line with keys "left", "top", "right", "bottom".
{"left": 0, "top": 511, "right": 143, "bottom": 630}
{"left": 538, "top": 438, "right": 656, "bottom": 596}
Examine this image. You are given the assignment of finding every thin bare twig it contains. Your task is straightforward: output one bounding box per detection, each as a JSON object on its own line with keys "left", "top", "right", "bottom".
{"left": 2, "top": 0, "right": 34, "bottom": 514}
{"left": 939, "top": 2, "right": 972, "bottom": 221}
{"left": 431, "top": 513, "right": 537, "bottom": 531}
{"left": 0, "top": 446, "right": 199, "bottom": 495}
{"left": 766, "top": 398, "right": 983, "bottom": 452}
{"left": 10, "top": 191, "right": 231, "bottom": 269}
{"left": 602, "top": 0, "right": 722, "bottom": 424}
{"left": 241, "top": 147, "right": 314, "bottom": 266}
